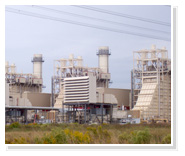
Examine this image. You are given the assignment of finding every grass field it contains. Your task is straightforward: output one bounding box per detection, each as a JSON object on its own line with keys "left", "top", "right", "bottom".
{"left": 5, "top": 122, "right": 171, "bottom": 144}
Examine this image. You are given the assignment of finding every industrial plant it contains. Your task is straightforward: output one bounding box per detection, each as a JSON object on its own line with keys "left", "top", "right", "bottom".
{"left": 5, "top": 45, "right": 171, "bottom": 125}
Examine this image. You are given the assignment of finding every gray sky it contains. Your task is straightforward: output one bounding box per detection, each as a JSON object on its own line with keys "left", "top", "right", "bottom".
{"left": 5, "top": 5, "right": 171, "bottom": 93}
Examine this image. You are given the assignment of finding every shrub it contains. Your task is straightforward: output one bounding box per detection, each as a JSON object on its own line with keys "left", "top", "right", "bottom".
{"left": 11, "top": 137, "right": 28, "bottom": 144}
{"left": 34, "top": 137, "right": 42, "bottom": 144}
{"left": 162, "top": 134, "right": 171, "bottom": 144}
{"left": 87, "top": 125, "right": 111, "bottom": 143}
{"left": 5, "top": 138, "right": 13, "bottom": 144}
{"left": 101, "top": 129, "right": 111, "bottom": 144}
{"left": 40, "top": 124, "right": 49, "bottom": 128}
{"left": 118, "top": 132, "right": 131, "bottom": 144}
{"left": 9, "top": 122, "right": 21, "bottom": 128}
{"left": 42, "top": 135, "right": 55, "bottom": 144}
{"left": 131, "top": 129, "right": 151, "bottom": 144}
{"left": 5, "top": 123, "right": 171, "bottom": 144}
{"left": 73, "top": 131, "right": 83, "bottom": 144}
{"left": 47, "top": 129, "right": 68, "bottom": 144}
{"left": 86, "top": 127, "right": 98, "bottom": 136}
{"left": 98, "top": 125, "right": 102, "bottom": 133}
{"left": 24, "top": 123, "right": 39, "bottom": 128}
{"left": 28, "top": 123, "right": 38, "bottom": 126}
{"left": 64, "top": 128, "right": 91, "bottom": 144}
{"left": 54, "top": 132, "right": 67, "bottom": 144}
{"left": 83, "top": 131, "right": 91, "bottom": 143}
{"left": 150, "top": 131, "right": 163, "bottom": 144}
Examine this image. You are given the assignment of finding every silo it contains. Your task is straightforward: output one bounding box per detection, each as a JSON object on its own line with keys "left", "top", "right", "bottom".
{"left": 32, "top": 54, "right": 44, "bottom": 79}
{"left": 97, "top": 46, "right": 111, "bottom": 73}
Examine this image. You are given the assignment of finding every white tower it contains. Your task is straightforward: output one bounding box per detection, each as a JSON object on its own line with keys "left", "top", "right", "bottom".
{"left": 97, "top": 46, "right": 110, "bottom": 73}
{"left": 32, "top": 54, "right": 44, "bottom": 79}
{"left": 97, "top": 46, "right": 111, "bottom": 88}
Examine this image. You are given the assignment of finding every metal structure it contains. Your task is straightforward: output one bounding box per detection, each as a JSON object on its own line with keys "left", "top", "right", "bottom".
{"left": 5, "top": 54, "right": 44, "bottom": 101}
{"left": 6, "top": 50, "right": 134, "bottom": 125}
{"left": 131, "top": 45, "right": 171, "bottom": 121}
{"left": 51, "top": 47, "right": 119, "bottom": 124}
{"left": 52, "top": 47, "right": 111, "bottom": 108}
{"left": 5, "top": 54, "right": 44, "bottom": 109}
{"left": 5, "top": 106, "right": 59, "bottom": 125}
{"left": 61, "top": 103, "right": 115, "bottom": 124}
{"left": 60, "top": 75, "right": 116, "bottom": 124}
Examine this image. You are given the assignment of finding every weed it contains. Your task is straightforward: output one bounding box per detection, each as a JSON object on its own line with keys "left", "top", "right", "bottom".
{"left": 9, "top": 122, "right": 21, "bottom": 128}
{"left": 87, "top": 125, "right": 111, "bottom": 143}
{"left": 162, "top": 134, "right": 171, "bottom": 144}
{"left": 34, "top": 137, "right": 42, "bottom": 144}
{"left": 131, "top": 129, "right": 151, "bottom": 144}
{"left": 11, "top": 137, "right": 28, "bottom": 144}
{"left": 5, "top": 123, "right": 171, "bottom": 144}
{"left": 118, "top": 132, "right": 131, "bottom": 144}
{"left": 87, "top": 127, "right": 98, "bottom": 136}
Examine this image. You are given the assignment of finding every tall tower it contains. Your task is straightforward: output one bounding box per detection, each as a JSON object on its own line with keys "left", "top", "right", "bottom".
{"left": 32, "top": 54, "right": 44, "bottom": 79}
{"left": 97, "top": 46, "right": 111, "bottom": 88}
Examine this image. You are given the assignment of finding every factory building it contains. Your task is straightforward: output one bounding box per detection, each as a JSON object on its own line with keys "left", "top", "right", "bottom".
{"left": 52, "top": 46, "right": 129, "bottom": 108}
{"left": 5, "top": 45, "right": 171, "bottom": 124}
{"left": 5, "top": 54, "right": 47, "bottom": 106}
{"left": 51, "top": 46, "right": 134, "bottom": 123}
{"left": 5, "top": 54, "right": 56, "bottom": 124}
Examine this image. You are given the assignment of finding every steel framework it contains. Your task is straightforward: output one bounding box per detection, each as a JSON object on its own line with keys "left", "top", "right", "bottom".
{"left": 132, "top": 45, "right": 171, "bottom": 121}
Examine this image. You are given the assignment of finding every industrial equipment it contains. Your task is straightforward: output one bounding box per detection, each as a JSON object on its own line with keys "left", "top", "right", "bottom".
{"left": 131, "top": 45, "right": 171, "bottom": 121}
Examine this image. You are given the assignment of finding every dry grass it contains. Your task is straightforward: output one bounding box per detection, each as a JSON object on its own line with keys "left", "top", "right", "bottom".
{"left": 5, "top": 122, "right": 171, "bottom": 144}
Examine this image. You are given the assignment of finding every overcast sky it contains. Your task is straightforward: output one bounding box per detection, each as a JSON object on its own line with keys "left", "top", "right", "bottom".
{"left": 5, "top": 5, "right": 171, "bottom": 93}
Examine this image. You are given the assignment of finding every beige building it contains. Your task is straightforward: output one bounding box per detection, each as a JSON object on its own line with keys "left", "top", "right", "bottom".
{"left": 22, "top": 92, "right": 51, "bottom": 107}
{"left": 96, "top": 88, "right": 131, "bottom": 108}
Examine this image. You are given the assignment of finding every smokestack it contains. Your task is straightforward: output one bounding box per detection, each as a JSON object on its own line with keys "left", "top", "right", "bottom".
{"left": 32, "top": 54, "right": 44, "bottom": 79}
{"left": 97, "top": 46, "right": 111, "bottom": 74}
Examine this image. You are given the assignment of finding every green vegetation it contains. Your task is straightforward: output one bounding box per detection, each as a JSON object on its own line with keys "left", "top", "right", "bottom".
{"left": 162, "top": 134, "right": 171, "bottom": 144}
{"left": 5, "top": 122, "right": 171, "bottom": 144}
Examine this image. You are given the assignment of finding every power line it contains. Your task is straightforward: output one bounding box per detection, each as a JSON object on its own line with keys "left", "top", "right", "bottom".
{"left": 30, "top": 5, "right": 170, "bottom": 34}
{"left": 6, "top": 7, "right": 170, "bottom": 41}
{"left": 72, "top": 5, "right": 171, "bottom": 27}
